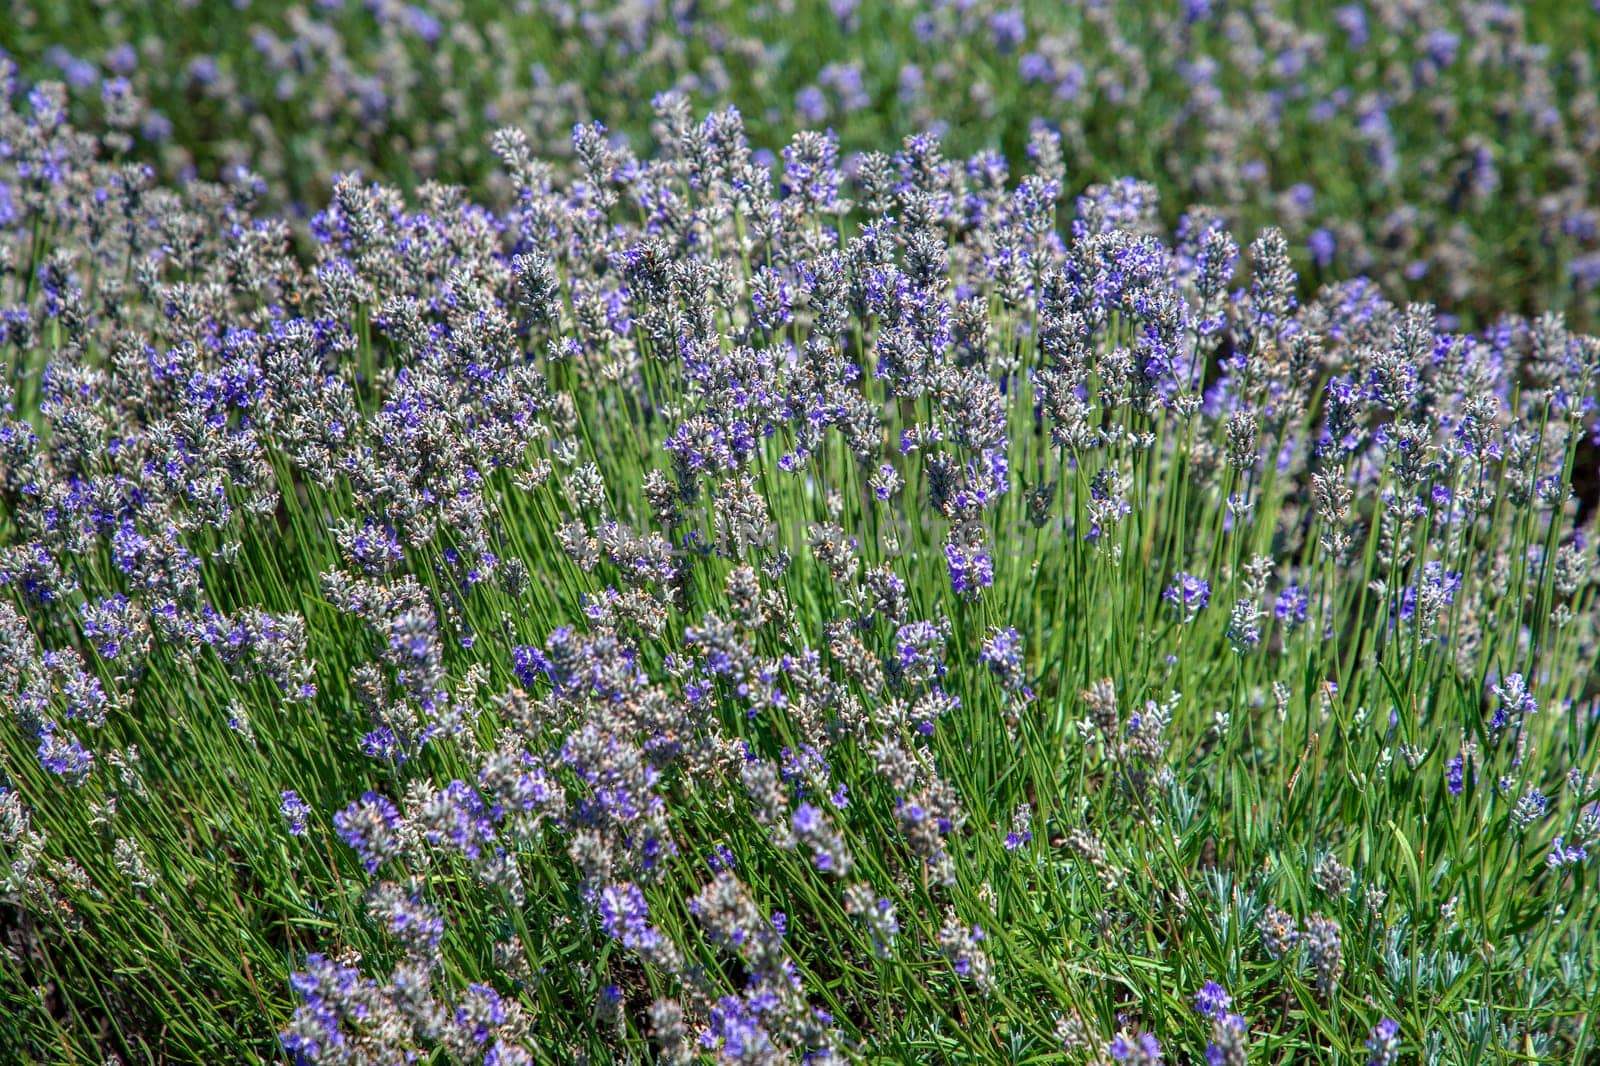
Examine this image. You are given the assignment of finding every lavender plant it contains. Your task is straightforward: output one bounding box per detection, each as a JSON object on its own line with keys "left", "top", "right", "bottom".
{"left": 1, "top": 72, "right": 1598, "bottom": 1065}
{"left": 3, "top": 1, "right": 1600, "bottom": 326}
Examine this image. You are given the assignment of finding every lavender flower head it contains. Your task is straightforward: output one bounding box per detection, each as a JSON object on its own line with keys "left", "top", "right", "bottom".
{"left": 281, "top": 791, "right": 311, "bottom": 836}
{"left": 1365, "top": 1018, "right": 1400, "bottom": 1066}
{"left": 333, "top": 792, "right": 404, "bottom": 873}
{"left": 1109, "top": 1031, "right": 1163, "bottom": 1065}
{"left": 1164, "top": 572, "right": 1211, "bottom": 622}
{"left": 1193, "top": 980, "right": 1232, "bottom": 1020}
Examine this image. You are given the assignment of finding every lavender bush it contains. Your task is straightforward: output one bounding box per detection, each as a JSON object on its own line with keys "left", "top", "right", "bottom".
{"left": 1, "top": 59, "right": 1599, "bottom": 1066}
{"left": 3, "top": 1, "right": 1599, "bottom": 326}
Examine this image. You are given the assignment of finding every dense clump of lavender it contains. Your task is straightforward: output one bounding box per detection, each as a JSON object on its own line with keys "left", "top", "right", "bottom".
{"left": 11, "top": 0, "right": 1600, "bottom": 325}
{"left": 0, "top": 71, "right": 1597, "bottom": 1064}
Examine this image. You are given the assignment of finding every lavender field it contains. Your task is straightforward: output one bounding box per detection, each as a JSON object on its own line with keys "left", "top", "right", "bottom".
{"left": 1, "top": 3, "right": 1598, "bottom": 1064}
